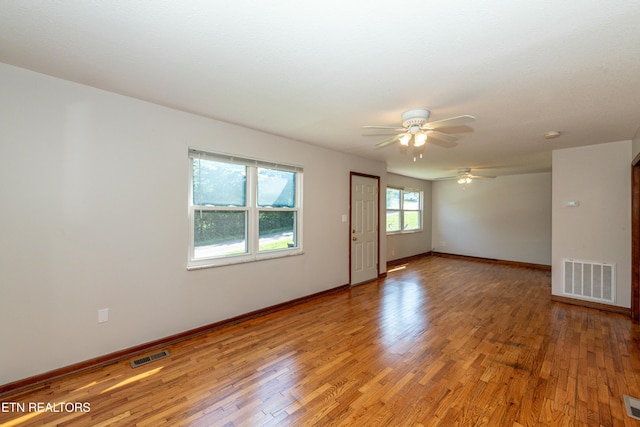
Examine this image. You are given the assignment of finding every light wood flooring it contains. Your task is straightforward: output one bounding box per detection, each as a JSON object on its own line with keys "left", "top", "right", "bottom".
{"left": 2, "top": 255, "right": 640, "bottom": 426}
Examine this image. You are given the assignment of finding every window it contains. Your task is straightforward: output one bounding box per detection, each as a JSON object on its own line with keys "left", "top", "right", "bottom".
{"left": 189, "top": 149, "right": 302, "bottom": 268}
{"left": 386, "top": 187, "right": 422, "bottom": 233}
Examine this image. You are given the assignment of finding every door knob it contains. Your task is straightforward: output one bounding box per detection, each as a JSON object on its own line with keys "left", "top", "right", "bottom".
{"left": 352, "top": 237, "right": 357, "bottom": 241}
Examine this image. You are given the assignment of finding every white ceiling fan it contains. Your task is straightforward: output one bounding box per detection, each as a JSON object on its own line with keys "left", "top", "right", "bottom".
{"left": 363, "top": 109, "right": 475, "bottom": 155}
{"left": 435, "top": 168, "right": 496, "bottom": 184}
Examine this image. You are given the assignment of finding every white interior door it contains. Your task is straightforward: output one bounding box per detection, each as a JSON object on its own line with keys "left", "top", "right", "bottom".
{"left": 351, "top": 174, "right": 379, "bottom": 285}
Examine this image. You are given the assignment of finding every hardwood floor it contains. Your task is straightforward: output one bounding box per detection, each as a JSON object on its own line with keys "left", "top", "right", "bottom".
{"left": 2, "top": 256, "right": 640, "bottom": 426}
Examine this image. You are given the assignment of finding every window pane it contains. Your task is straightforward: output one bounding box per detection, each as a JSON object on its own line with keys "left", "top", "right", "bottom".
{"left": 258, "top": 168, "right": 295, "bottom": 207}
{"left": 404, "top": 211, "right": 421, "bottom": 231}
{"left": 259, "top": 211, "right": 295, "bottom": 251}
{"left": 386, "top": 188, "right": 400, "bottom": 209}
{"left": 386, "top": 210, "right": 400, "bottom": 232}
{"left": 403, "top": 191, "right": 421, "bottom": 210}
{"left": 193, "top": 210, "right": 247, "bottom": 258}
{"left": 193, "top": 158, "right": 246, "bottom": 206}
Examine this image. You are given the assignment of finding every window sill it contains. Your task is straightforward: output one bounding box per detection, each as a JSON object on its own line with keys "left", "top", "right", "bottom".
{"left": 187, "top": 250, "right": 305, "bottom": 271}
{"left": 386, "top": 229, "right": 423, "bottom": 236}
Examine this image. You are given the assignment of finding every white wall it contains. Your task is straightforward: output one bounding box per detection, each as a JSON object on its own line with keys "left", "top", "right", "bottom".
{"left": 0, "top": 63, "right": 386, "bottom": 385}
{"left": 385, "top": 173, "right": 432, "bottom": 261}
{"left": 432, "top": 173, "right": 552, "bottom": 265}
{"left": 551, "top": 140, "right": 632, "bottom": 308}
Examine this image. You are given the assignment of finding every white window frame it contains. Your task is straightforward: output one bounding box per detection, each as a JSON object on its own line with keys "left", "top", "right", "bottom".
{"left": 188, "top": 148, "right": 303, "bottom": 269}
{"left": 386, "top": 187, "right": 423, "bottom": 234}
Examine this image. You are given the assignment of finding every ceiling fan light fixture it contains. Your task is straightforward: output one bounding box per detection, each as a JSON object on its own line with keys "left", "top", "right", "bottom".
{"left": 414, "top": 132, "right": 427, "bottom": 147}
{"left": 367, "top": 108, "right": 474, "bottom": 151}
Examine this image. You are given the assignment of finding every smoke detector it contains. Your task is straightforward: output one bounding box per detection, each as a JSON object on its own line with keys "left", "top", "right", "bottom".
{"left": 544, "top": 131, "right": 561, "bottom": 140}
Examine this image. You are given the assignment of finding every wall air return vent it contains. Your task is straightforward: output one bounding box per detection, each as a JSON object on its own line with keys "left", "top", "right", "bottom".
{"left": 563, "top": 259, "right": 615, "bottom": 304}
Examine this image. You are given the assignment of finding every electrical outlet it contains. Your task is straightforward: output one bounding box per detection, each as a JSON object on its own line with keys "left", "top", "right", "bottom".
{"left": 440, "top": 241, "right": 447, "bottom": 247}
{"left": 98, "top": 308, "right": 109, "bottom": 323}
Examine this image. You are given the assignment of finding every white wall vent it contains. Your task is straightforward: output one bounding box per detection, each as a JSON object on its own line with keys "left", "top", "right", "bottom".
{"left": 563, "top": 259, "right": 615, "bottom": 303}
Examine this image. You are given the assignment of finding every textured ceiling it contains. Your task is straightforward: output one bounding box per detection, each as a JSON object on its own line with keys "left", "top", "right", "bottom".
{"left": 1, "top": 1, "right": 640, "bottom": 179}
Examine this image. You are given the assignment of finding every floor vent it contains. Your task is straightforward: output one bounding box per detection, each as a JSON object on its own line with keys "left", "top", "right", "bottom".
{"left": 563, "top": 259, "right": 615, "bottom": 303}
{"left": 130, "top": 350, "right": 170, "bottom": 368}
{"left": 624, "top": 395, "right": 640, "bottom": 420}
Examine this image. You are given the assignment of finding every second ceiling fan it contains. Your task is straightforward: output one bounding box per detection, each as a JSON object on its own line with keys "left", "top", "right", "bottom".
{"left": 435, "top": 168, "right": 496, "bottom": 184}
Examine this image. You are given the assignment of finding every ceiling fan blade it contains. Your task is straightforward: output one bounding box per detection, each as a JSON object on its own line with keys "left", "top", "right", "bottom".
{"left": 375, "top": 134, "right": 401, "bottom": 147}
{"left": 433, "top": 175, "right": 459, "bottom": 181}
{"left": 362, "top": 125, "right": 406, "bottom": 131}
{"left": 469, "top": 174, "right": 496, "bottom": 179}
{"left": 363, "top": 128, "right": 404, "bottom": 135}
{"left": 425, "top": 115, "right": 475, "bottom": 129}
{"left": 426, "top": 130, "right": 458, "bottom": 144}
